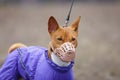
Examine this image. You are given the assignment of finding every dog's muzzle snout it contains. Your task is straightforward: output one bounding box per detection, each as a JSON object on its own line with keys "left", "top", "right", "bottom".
{"left": 55, "top": 42, "right": 76, "bottom": 62}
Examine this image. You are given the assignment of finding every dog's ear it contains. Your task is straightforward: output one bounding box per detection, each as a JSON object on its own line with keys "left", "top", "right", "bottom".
{"left": 71, "top": 16, "right": 81, "bottom": 32}
{"left": 48, "top": 16, "right": 59, "bottom": 34}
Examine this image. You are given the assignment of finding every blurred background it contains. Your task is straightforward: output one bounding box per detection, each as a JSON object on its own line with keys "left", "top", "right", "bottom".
{"left": 0, "top": 0, "right": 120, "bottom": 80}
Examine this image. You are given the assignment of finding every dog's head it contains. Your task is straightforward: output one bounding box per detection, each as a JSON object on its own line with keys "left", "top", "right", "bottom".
{"left": 48, "top": 16, "right": 81, "bottom": 61}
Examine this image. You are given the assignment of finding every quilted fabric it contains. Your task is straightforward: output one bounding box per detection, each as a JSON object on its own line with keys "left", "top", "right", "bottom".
{"left": 0, "top": 46, "right": 74, "bottom": 80}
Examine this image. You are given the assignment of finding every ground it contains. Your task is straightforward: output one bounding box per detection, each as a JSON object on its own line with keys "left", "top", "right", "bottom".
{"left": 0, "top": 2, "right": 120, "bottom": 80}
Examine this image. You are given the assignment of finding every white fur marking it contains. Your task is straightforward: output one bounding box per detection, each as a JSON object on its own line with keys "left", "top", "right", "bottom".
{"left": 51, "top": 52, "right": 70, "bottom": 67}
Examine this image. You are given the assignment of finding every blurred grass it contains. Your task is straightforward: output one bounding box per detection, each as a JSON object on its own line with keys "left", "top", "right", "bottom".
{"left": 0, "top": 2, "right": 120, "bottom": 80}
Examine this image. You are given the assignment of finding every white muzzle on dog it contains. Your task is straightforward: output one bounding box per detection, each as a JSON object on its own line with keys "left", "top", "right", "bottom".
{"left": 54, "top": 42, "right": 75, "bottom": 62}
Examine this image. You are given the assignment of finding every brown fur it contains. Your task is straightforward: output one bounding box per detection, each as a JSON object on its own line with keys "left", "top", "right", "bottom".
{"left": 8, "top": 43, "right": 27, "bottom": 53}
{"left": 8, "top": 16, "right": 81, "bottom": 59}
{"left": 48, "top": 16, "right": 81, "bottom": 58}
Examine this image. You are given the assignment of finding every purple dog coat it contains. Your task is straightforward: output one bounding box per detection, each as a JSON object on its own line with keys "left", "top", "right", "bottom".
{"left": 0, "top": 46, "right": 74, "bottom": 80}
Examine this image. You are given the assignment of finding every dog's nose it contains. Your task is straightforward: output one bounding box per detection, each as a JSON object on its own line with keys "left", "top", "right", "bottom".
{"left": 63, "top": 50, "right": 75, "bottom": 62}
{"left": 55, "top": 42, "right": 76, "bottom": 62}
{"left": 67, "top": 51, "right": 73, "bottom": 54}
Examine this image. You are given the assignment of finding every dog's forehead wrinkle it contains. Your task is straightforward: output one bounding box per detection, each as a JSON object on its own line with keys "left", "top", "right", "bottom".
{"left": 63, "top": 28, "right": 73, "bottom": 42}
{"left": 54, "top": 27, "right": 74, "bottom": 42}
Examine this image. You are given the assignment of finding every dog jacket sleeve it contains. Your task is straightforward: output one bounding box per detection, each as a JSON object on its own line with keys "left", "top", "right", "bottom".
{"left": 0, "top": 46, "right": 74, "bottom": 80}
{"left": 0, "top": 49, "right": 20, "bottom": 80}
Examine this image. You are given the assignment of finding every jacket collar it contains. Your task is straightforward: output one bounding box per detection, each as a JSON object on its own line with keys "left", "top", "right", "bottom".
{"left": 45, "top": 50, "right": 74, "bottom": 73}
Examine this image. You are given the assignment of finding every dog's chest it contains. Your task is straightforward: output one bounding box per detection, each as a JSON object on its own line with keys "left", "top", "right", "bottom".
{"left": 34, "top": 51, "right": 74, "bottom": 80}
{"left": 18, "top": 46, "right": 74, "bottom": 80}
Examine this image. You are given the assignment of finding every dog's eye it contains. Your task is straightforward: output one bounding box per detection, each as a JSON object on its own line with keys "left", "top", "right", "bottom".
{"left": 72, "top": 37, "right": 76, "bottom": 41}
{"left": 57, "top": 38, "right": 62, "bottom": 41}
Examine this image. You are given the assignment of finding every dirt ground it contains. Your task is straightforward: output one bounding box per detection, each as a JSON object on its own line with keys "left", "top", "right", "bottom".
{"left": 0, "top": 2, "right": 120, "bottom": 80}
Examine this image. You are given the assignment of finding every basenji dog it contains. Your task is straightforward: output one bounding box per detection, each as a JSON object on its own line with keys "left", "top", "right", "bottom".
{"left": 8, "top": 16, "right": 80, "bottom": 66}
{"left": 3, "top": 16, "right": 81, "bottom": 80}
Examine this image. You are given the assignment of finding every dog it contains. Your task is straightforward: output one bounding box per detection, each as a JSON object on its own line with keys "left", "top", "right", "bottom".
{"left": 0, "top": 16, "right": 81, "bottom": 80}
